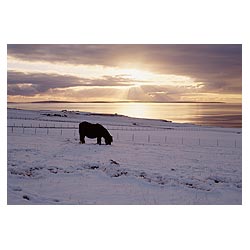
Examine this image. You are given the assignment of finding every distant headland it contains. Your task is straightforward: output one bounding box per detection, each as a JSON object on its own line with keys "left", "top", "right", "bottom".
{"left": 8, "top": 100, "right": 225, "bottom": 104}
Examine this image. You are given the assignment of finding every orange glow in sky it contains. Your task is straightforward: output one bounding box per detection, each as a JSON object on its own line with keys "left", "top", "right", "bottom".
{"left": 7, "top": 45, "right": 242, "bottom": 103}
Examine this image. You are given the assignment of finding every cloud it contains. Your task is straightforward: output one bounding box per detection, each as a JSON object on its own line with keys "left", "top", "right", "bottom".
{"left": 8, "top": 44, "right": 242, "bottom": 98}
{"left": 7, "top": 70, "right": 134, "bottom": 96}
{"left": 8, "top": 44, "right": 241, "bottom": 74}
{"left": 138, "top": 84, "right": 205, "bottom": 102}
{"left": 7, "top": 44, "right": 142, "bottom": 66}
{"left": 49, "top": 87, "right": 128, "bottom": 101}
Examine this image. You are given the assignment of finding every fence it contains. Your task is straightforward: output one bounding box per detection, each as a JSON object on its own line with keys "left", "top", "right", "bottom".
{"left": 10, "top": 116, "right": 242, "bottom": 133}
{"left": 7, "top": 125, "right": 241, "bottom": 149}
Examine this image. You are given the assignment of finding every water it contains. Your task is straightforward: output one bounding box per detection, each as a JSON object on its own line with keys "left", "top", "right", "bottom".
{"left": 7, "top": 102, "right": 242, "bottom": 128}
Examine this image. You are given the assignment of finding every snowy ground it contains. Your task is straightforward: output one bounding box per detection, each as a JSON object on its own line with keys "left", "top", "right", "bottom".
{"left": 7, "top": 108, "right": 242, "bottom": 204}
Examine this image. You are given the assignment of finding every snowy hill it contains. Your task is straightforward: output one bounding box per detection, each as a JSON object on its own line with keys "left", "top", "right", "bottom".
{"left": 7, "top": 108, "right": 242, "bottom": 204}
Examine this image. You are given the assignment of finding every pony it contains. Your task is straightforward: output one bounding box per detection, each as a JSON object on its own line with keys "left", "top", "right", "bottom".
{"left": 79, "top": 121, "right": 113, "bottom": 145}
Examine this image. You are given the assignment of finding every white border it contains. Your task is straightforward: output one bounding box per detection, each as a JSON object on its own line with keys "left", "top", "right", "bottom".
{"left": 1, "top": 1, "right": 249, "bottom": 250}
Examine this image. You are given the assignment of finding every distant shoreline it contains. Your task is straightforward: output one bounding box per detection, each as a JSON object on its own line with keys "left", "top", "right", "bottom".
{"left": 7, "top": 100, "right": 227, "bottom": 104}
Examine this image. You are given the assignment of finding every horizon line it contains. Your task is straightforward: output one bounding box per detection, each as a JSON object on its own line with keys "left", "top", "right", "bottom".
{"left": 7, "top": 100, "right": 234, "bottom": 104}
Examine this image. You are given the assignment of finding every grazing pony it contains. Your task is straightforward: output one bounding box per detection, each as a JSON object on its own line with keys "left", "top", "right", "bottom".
{"left": 79, "top": 121, "right": 113, "bottom": 145}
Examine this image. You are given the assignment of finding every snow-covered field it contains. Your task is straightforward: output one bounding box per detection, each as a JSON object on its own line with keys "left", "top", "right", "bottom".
{"left": 7, "top": 108, "right": 242, "bottom": 204}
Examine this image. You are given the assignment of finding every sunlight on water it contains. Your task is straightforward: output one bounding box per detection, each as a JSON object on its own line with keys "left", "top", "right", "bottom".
{"left": 118, "top": 103, "right": 151, "bottom": 118}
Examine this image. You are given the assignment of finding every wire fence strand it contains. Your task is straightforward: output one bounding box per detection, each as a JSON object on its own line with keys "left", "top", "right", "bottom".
{"left": 7, "top": 125, "right": 241, "bottom": 149}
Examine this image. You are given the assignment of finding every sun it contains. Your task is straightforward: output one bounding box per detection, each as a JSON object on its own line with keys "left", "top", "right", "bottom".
{"left": 122, "top": 68, "right": 153, "bottom": 83}
{"left": 123, "top": 68, "right": 148, "bottom": 79}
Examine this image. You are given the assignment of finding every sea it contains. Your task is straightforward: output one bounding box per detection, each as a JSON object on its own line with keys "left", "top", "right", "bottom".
{"left": 7, "top": 102, "right": 242, "bottom": 128}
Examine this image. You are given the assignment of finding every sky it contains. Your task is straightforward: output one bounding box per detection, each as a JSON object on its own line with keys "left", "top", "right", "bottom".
{"left": 7, "top": 44, "right": 242, "bottom": 103}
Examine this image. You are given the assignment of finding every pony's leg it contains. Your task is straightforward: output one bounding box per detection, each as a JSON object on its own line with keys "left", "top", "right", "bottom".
{"left": 97, "top": 137, "right": 101, "bottom": 145}
{"left": 80, "top": 134, "right": 85, "bottom": 144}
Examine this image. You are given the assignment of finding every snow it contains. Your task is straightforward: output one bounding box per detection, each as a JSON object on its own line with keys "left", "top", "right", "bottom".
{"left": 7, "top": 108, "right": 242, "bottom": 204}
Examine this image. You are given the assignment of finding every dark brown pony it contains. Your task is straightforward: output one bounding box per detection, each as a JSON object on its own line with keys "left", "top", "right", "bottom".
{"left": 79, "top": 121, "right": 113, "bottom": 145}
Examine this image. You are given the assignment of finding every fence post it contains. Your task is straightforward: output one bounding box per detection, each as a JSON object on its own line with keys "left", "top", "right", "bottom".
{"left": 47, "top": 128, "right": 49, "bottom": 135}
{"left": 23, "top": 127, "right": 24, "bottom": 134}
{"left": 148, "top": 135, "right": 150, "bottom": 143}
{"left": 74, "top": 130, "right": 76, "bottom": 136}
{"left": 35, "top": 128, "right": 36, "bottom": 134}
{"left": 61, "top": 129, "right": 62, "bottom": 135}
{"left": 132, "top": 134, "right": 134, "bottom": 141}
{"left": 165, "top": 136, "right": 167, "bottom": 143}
{"left": 12, "top": 126, "right": 13, "bottom": 133}
{"left": 117, "top": 133, "right": 119, "bottom": 140}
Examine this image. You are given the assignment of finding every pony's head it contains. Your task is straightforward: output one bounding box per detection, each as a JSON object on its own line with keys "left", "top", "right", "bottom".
{"left": 105, "top": 134, "right": 113, "bottom": 145}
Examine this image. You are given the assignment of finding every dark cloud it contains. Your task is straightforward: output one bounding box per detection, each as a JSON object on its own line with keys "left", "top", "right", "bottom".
{"left": 7, "top": 70, "right": 134, "bottom": 96}
{"left": 7, "top": 44, "right": 143, "bottom": 66}
{"left": 8, "top": 44, "right": 242, "bottom": 96}
{"left": 8, "top": 84, "right": 39, "bottom": 96}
